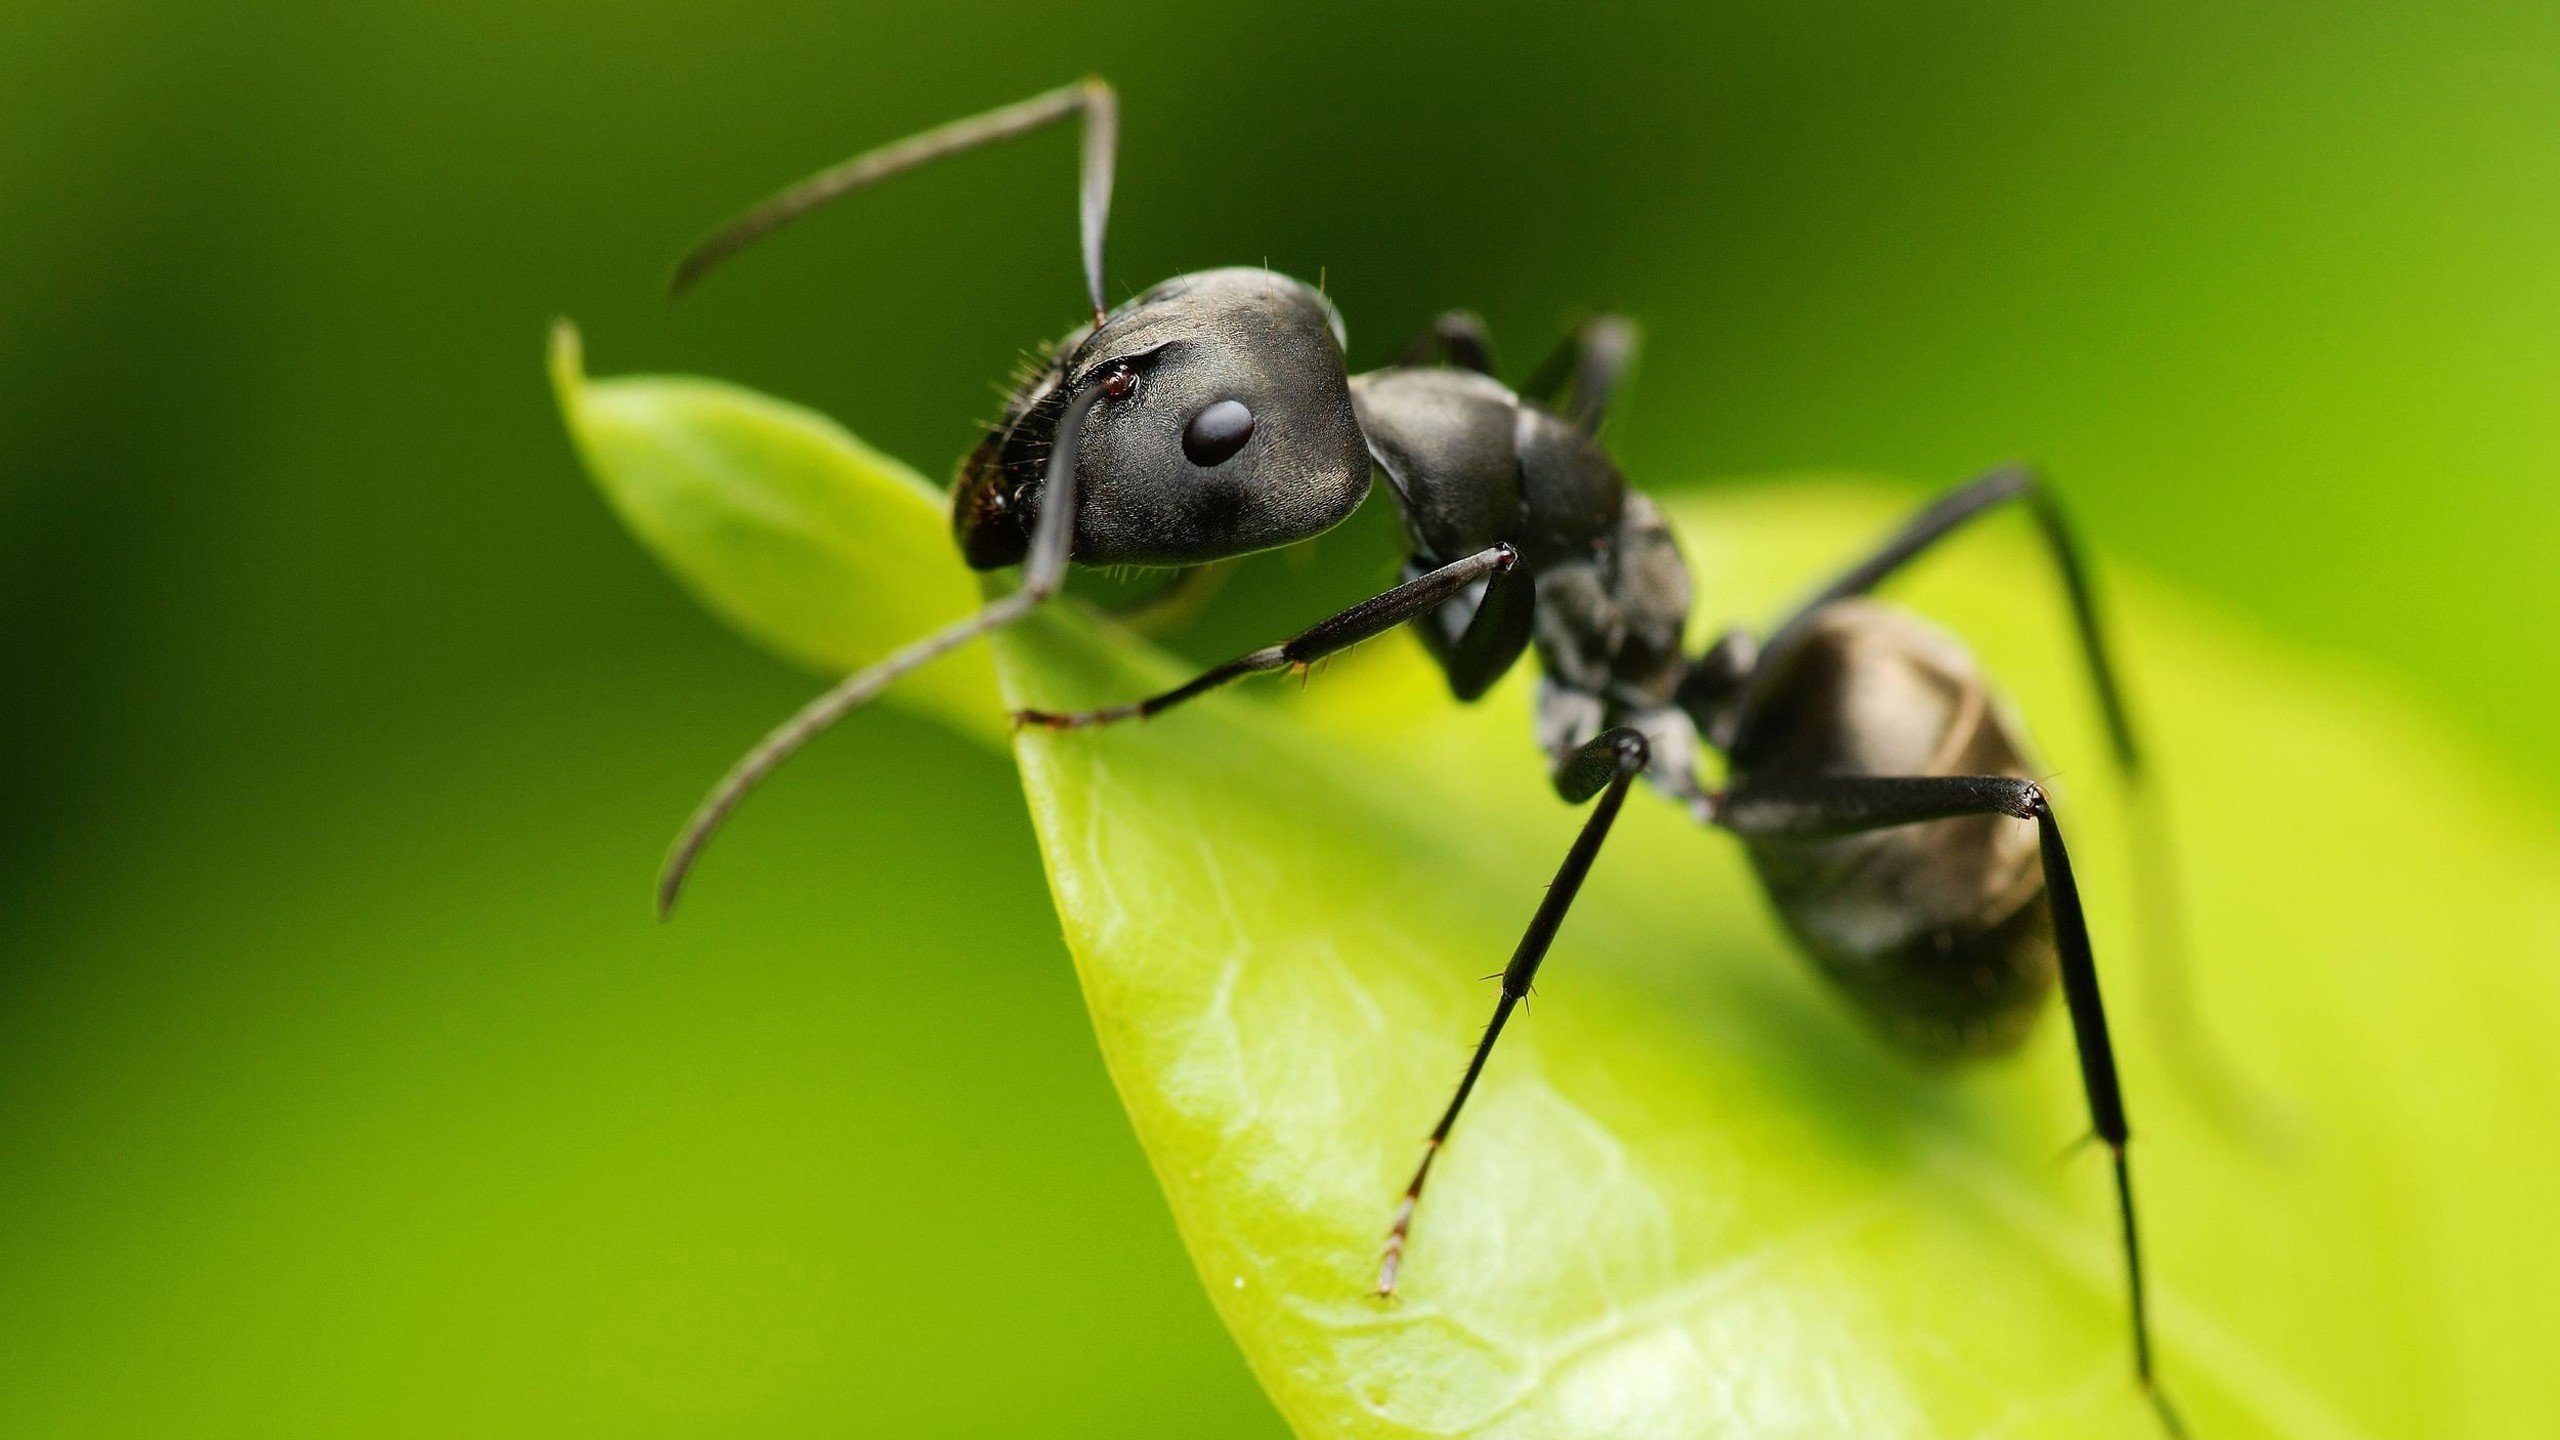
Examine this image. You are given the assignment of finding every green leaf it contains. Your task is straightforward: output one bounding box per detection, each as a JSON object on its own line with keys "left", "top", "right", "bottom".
{"left": 562, "top": 355, "right": 2560, "bottom": 1439}
{"left": 549, "top": 320, "right": 1003, "bottom": 747}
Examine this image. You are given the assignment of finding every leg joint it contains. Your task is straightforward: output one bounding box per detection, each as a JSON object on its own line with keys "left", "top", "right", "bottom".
{"left": 1554, "top": 725, "right": 1649, "bottom": 803}
{"left": 1607, "top": 726, "right": 1650, "bottom": 773}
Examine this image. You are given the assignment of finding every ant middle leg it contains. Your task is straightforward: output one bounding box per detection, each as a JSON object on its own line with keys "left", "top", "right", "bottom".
{"left": 1716, "top": 772, "right": 2185, "bottom": 1437}
{"left": 1378, "top": 725, "right": 1650, "bottom": 1297}
{"left": 1396, "top": 310, "right": 1641, "bottom": 435}
{"left": 1519, "top": 314, "right": 1640, "bottom": 434}
{"left": 1013, "top": 543, "right": 1521, "bottom": 730}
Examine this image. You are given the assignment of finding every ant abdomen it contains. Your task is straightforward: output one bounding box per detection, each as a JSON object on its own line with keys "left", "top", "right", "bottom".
{"left": 1728, "top": 599, "right": 2058, "bottom": 1058}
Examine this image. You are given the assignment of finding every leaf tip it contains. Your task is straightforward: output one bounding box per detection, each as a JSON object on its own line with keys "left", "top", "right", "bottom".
{"left": 547, "top": 318, "right": 586, "bottom": 410}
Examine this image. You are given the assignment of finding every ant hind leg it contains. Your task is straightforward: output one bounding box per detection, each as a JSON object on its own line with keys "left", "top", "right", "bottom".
{"left": 1752, "top": 465, "right": 2284, "bottom": 1148}
{"left": 1716, "top": 771, "right": 2186, "bottom": 1437}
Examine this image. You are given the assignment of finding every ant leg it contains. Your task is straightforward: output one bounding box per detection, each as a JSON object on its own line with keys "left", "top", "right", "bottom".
{"left": 1718, "top": 772, "right": 2185, "bottom": 1438}
{"left": 1379, "top": 726, "right": 1650, "bottom": 1297}
{"left": 1407, "top": 556, "right": 1538, "bottom": 701}
{"left": 656, "top": 386, "right": 1106, "bottom": 916}
{"left": 1014, "top": 543, "right": 1520, "bottom": 730}
{"left": 1398, "top": 310, "right": 1498, "bottom": 373}
{"left": 1399, "top": 310, "right": 1639, "bottom": 433}
{"left": 1519, "top": 314, "right": 1640, "bottom": 434}
{"left": 1759, "top": 465, "right": 2134, "bottom": 771}
{"left": 1753, "top": 467, "right": 2278, "bottom": 1144}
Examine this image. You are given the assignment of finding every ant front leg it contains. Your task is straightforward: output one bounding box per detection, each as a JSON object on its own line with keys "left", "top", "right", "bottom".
{"left": 1716, "top": 772, "right": 2186, "bottom": 1438}
{"left": 1398, "top": 310, "right": 1499, "bottom": 374}
{"left": 1379, "top": 725, "right": 1649, "bottom": 1298}
{"left": 1014, "top": 544, "right": 1518, "bottom": 730}
{"left": 1408, "top": 553, "right": 1537, "bottom": 701}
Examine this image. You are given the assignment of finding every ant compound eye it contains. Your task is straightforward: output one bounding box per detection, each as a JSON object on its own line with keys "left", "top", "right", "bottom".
{"left": 1180, "top": 399, "right": 1256, "bottom": 467}
{"left": 1098, "top": 362, "right": 1139, "bottom": 401}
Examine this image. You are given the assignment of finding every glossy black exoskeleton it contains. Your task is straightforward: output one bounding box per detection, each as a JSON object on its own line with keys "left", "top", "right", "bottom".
{"left": 653, "top": 79, "right": 2186, "bottom": 1435}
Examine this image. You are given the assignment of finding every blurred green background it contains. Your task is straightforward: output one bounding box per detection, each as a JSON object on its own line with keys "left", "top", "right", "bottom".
{"left": 5, "top": 1, "right": 2556, "bottom": 1435}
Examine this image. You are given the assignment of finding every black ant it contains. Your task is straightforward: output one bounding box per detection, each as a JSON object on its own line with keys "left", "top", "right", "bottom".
{"left": 656, "top": 79, "right": 2185, "bottom": 1435}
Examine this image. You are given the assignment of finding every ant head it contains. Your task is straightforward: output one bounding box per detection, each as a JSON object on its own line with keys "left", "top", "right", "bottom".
{"left": 955, "top": 268, "right": 1373, "bottom": 569}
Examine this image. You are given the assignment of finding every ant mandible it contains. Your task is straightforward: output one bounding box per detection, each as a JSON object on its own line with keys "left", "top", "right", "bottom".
{"left": 655, "top": 79, "right": 2185, "bottom": 1436}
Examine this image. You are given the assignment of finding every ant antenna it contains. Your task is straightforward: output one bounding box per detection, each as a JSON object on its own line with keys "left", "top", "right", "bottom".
{"left": 670, "top": 77, "right": 1118, "bottom": 325}
{"left": 655, "top": 384, "right": 1105, "bottom": 917}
